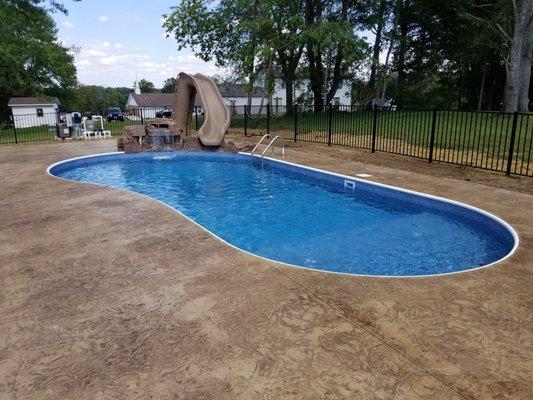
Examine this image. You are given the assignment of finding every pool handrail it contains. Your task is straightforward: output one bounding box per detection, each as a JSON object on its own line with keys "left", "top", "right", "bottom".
{"left": 261, "top": 135, "right": 285, "bottom": 167}
{"left": 251, "top": 134, "right": 271, "bottom": 160}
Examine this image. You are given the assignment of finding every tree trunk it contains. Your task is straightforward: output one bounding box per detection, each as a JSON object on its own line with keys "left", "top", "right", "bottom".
{"left": 478, "top": 62, "right": 487, "bottom": 110}
{"left": 325, "top": 0, "right": 348, "bottom": 105}
{"left": 395, "top": 0, "right": 409, "bottom": 109}
{"left": 285, "top": 78, "right": 294, "bottom": 111}
{"left": 518, "top": 22, "right": 532, "bottom": 112}
{"left": 305, "top": 0, "right": 324, "bottom": 112}
{"left": 380, "top": 37, "right": 394, "bottom": 104}
{"left": 369, "top": 0, "right": 387, "bottom": 98}
{"left": 503, "top": 0, "right": 532, "bottom": 112}
{"left": 323, "top": 48, "right": 332, "bottom": 104}
{"left": 278, "top": 45, "right": 303, "bottom": 115}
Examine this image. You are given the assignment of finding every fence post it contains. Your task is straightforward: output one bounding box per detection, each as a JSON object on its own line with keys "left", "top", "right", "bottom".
{"left": 266, "top": 103, "right": 270, "bottom": 135}
{"left": 294, "top": 104, "right": 298, "bottom": 142}
{"left": 10, "top": 109, "right": 18, "bottom": 144}
{"left": 428, "top": 108, "right": 437, "bottom": 163}
{"left": 140, "top": 108, "right": 144, "bottom": 125}
{"left": 506, "top": 111, "right": 519, "bottom": 176}
{"left": 244, "top": 105, "right": 248, "bottom": 137}
{"left": 371, "top": 105, "right": 378, "bottom": 152}
{"left": 195, "top": 106, "right": 199, "bottom": 131}
{"left": 327, "top": 104, "right": 333, "bottom": 146}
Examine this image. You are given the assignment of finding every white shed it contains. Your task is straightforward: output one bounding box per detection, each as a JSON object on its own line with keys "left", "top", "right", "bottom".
{"left": 8, "top": 97, "right": 59, "bottom": 129}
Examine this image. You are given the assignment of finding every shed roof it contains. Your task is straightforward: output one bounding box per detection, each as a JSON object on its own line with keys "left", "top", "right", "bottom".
{"left": 8, "top": 97, "right": 59, "bottom": 106}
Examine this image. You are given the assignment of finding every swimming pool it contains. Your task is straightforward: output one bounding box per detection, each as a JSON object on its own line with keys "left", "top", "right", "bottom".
{"left": 49, "top": 152, "right": 517, "bottom": 277}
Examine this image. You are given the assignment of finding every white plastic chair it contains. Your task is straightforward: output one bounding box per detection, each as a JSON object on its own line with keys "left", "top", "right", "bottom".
{"left": 93, "top": 116, "right": 112, "bottom": 139}
{"left": 81, "top": 117, "right": 94, "bottom": 140}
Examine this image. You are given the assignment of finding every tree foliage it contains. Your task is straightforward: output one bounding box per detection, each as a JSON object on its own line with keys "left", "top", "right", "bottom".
{"left": 0, "top": 0, "right": 78, "bottom": 117}
{"left": 161, "top": 77, "right": 177, "bottom": 93}
{"left": 137, "top": 78, "right": 158, "bottom": 93}
{"left": 167, "top": 0, "right": 531, "bottom": 111}
{"left": 67, "top": 85, "right": 131, "bottom": 113}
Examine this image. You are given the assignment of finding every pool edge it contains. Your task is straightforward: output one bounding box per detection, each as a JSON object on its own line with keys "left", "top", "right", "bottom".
{"left": 47, "top": 151, "right": 520, "bottom": 279}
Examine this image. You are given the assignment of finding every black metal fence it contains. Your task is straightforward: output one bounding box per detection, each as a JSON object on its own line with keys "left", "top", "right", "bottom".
{"left": 0, "top": 107, "right": 178, "bottom": 144}
{"left": 230, "top": 105, "right": 532, "bottom": 177}
{"left": 2, "top": 104, "right": 531, "bottom": 177}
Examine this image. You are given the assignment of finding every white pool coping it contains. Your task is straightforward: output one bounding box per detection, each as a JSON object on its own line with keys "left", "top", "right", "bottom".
{"left": 47, "top": 151, "right": 519, "bottom": 279}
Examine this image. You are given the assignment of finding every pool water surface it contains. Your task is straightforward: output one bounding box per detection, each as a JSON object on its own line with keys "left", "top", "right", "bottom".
{"left": 49, "top": 152, "right": 517, "bottom": 276}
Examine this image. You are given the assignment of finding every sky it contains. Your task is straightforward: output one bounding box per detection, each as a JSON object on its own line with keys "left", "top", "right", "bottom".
{"left": 54, "top": 0, "right": 225, "bottom": 89}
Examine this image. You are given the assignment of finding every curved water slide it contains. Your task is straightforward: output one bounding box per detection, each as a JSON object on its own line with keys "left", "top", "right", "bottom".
{"left": 171, "top": 72, "right": 230, "bottom": 147}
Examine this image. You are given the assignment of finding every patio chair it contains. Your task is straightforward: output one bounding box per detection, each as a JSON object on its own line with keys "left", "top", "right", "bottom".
{"left": 93, "top": 116, "right": 112, "bottom": 139}
{"left": 81, "top": 117, "right": 95, "bottom": 140}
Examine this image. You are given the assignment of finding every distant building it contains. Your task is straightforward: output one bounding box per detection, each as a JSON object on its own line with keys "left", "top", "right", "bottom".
{"left": 126, "top": 81, "right": 202, "bottom": 118}
{"left": 218, "top": 83, "right": 265, "bottom": 115}
{"left": 220, "top": 77, "right": 352, "bottom": 115}
{"left": 125, "top": 76, "right": 352, "bottom": 119}
{"left": 8, "top": 97, "right": 59, "bottom": 129}
{"left": 272, "top": 78, "right": 352, "bottom": 108}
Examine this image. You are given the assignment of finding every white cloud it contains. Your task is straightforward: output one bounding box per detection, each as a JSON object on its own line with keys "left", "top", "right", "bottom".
{"left": 58, "top": 36, "right": 71, "bottom": 46}
{"left": 62, "top": 20, "right": 74, "bottom": 29}
{"left": 74, "top": 42, "right": 223, "bottom": 87}
{"left": 98, "top": 15, "right": 109, "bottom": 23}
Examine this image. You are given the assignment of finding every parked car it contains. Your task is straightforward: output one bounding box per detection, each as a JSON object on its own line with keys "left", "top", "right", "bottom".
{"left": 155, "top": 108, "right": 172, "bottom": 118}
{"left": 107, "top": 107, "right": 124, "bottom": 122}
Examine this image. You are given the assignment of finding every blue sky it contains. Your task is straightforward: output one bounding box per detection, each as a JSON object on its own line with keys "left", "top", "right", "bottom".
{"left": 54, "top": 0, "right": 224, "bottom": 88}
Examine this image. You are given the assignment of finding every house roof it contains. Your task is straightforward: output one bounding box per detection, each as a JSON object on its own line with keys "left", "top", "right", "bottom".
{"left": 129, "top": 93, "right": 202, "bottom": 107}
{"left": 219, "top": 83, "right": 264, "bottom": 98}
{"left": 8, "top": 97, "right": 59, "bottom": 106}
{"left": 130, "top": 93, "right": 175, "bottom": 108}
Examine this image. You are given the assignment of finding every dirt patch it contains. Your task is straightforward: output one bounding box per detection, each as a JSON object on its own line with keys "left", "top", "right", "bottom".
{"left": 228, "top": 132, "right": 532, "bottom": 194}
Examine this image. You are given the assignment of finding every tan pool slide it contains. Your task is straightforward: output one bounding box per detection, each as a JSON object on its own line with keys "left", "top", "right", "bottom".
{"left": 171, "top": 72, "right": 230, "bottom": 147}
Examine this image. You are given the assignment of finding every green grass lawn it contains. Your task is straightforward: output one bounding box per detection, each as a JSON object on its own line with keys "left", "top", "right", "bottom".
{"left": 0, "top": 125, "right": 57, "bottom": 144}
{"left": 231, "top": 109, "right": 531, "bottom": 172}
{"left": 2, "top": 110, "right": 530, "bottom": 175}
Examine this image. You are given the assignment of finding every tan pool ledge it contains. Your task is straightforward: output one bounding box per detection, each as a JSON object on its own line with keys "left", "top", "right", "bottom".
{"left": 0, "top": 140, "right": 531, "bottom": 399}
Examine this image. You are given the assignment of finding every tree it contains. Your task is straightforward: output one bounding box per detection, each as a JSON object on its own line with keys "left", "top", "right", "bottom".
{"left": 164, "top": 0, "right": 267, "bottom": 106}
{"left": 364, "top": 0, "right": 391, "bottom": 103}
{"left": 137, "top": 79, "right": 158, "bottom": 93}
{"left": 67, "top": 85, "right": 130, "bottom": 112}
{"left": 304, "top": 0, "right": 368, "bottom": 111}
{"left": 465, "top": 0, "right": 532, "bottom": 112}
{"left": 161, "top": 77, "right": 177, "bottom": 93}
{"left": 0, "top": 0, "right": 77, "bottom": 117}
{"left": 10, "top": 0, "right": 80, "bottom": 14}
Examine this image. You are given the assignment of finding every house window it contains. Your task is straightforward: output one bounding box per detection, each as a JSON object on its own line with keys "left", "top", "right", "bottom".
{"left": 333, "top": 97, "right": 340, "bottom": 106}
{"left": 36, "top": 108, "right": 44, "bottom": 117}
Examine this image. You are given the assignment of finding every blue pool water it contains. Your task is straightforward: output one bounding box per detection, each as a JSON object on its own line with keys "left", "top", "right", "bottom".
{"left": 50, "top": 152, "right": 516, "bottom": 276}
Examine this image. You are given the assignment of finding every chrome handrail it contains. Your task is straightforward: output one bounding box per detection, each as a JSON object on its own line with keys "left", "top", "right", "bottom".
{"left": 251, "top": 134, "right": 271, "bottom": 162}
{"left": 261, "top": 135, "right": 285, "bottom": 167}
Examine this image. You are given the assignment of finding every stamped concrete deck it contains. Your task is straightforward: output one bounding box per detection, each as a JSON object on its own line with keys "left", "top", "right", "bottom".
{"left": 0, "top": 140, "right": 531, "bottom": 399}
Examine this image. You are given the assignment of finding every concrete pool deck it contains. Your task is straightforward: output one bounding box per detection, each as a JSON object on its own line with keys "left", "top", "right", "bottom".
{"left": 0, "top": 140, "right": 531, "bottom": 399}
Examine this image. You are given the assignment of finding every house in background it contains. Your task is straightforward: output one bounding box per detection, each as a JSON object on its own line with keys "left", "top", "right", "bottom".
{"left": 8, "top": 97, "right": 59, "bottom": 128}
{"left": 125, "top": 82, "right": 202, "bottom": 118}
{"left": 272, "top": 78, "right": 352, "bottom": 109}
{"left": 219, "top": 77, "right": 352, "bottom": 115}
{"left": 125, "top": 76, "right": 351, "bottom": 119}
{"left": 218, "top": 83, "right": 265, "bottom": 115}
{"left": 125, "top": 92, "right": 176, "bottom": 119}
